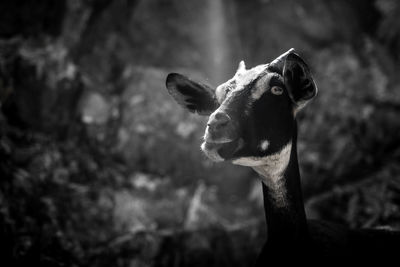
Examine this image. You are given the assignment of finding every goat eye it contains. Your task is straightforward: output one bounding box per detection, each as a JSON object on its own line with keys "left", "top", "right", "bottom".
{"left": 271, "top": 86, "right": 283, "bottom": 95}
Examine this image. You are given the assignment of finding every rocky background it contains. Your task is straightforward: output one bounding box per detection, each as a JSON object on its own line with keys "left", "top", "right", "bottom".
{"left": 1, "top": 0, "right": 400, "bottom": 266}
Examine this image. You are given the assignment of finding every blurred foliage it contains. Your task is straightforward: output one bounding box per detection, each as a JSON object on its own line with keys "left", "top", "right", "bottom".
{"left": 1, "top": 0, "right": 400, "bottom": 266}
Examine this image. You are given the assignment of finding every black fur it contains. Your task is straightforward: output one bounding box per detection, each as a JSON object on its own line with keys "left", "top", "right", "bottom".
{"left": 165, "top": 50, "right": 400, "bottom": 265}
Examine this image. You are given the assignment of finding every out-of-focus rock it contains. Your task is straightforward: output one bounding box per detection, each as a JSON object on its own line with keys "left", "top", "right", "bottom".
{"left": 1, "top": 41, "right": 83, "bottom": 134}
{"left": 80, "top": 91, "right": 111, "bottom": 124}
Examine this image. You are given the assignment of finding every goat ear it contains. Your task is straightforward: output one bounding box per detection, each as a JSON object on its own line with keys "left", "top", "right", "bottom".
{"left": 283, "top": 52, "right": 317, "bottom": 110}
{"left": 165, "top": 73, "right": 219, "bottom": 116}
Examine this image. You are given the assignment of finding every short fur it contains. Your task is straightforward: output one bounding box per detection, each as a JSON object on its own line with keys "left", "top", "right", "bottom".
{"left": 165, "top": 49, "right": 400, "bottom": 265}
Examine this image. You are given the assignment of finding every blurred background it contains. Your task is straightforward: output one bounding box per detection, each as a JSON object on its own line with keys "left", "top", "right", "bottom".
{"left": 1, "top": 0, "right": 400, "bottom": 266}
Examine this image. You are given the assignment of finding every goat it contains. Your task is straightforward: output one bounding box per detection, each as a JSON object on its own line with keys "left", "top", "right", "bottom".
{"left": 165, "top": 49, "right": 400, "bottom": 265}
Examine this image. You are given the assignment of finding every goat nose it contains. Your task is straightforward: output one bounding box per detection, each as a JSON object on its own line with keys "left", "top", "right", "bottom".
{"left": 207, "top": 112, "right": 231, "bottom": 128}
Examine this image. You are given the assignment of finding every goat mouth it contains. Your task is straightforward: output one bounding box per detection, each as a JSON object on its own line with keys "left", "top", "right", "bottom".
{"left": 201, "top": 139, "right": 241, "bottom": 161}
{"left": 204, "top": 138, "right": 234, "bottom": 145}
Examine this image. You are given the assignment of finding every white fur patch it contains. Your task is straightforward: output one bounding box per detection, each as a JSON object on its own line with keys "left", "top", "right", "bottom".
{"left": 232, "top": 142, "right": 291, "bottom": 170}
{"left": 259, "top": 139, "right": 270, "bottom": 151}
{"left": 237, "top": 60, "right": 246, "bottom": 74}
{"left": 251, "top": 73, "right": 273, "bottom": 100}
{"left": 233, "top": 64, "right": 268, "bottom": 92}
{"left": 215, "top": 64, "right": 270, "bottom": 104}
{"left": 232, "top": 141, "right": 292, "bottom": 207}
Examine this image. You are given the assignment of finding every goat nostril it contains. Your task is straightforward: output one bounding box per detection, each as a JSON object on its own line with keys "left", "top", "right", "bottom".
{"left": 207, "top": 112, "right": 230, "bottom": 130}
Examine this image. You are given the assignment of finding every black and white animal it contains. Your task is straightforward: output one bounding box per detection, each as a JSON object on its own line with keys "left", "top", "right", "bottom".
{"left": 165, "top": 49, "right": 400, "bottom": 265}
